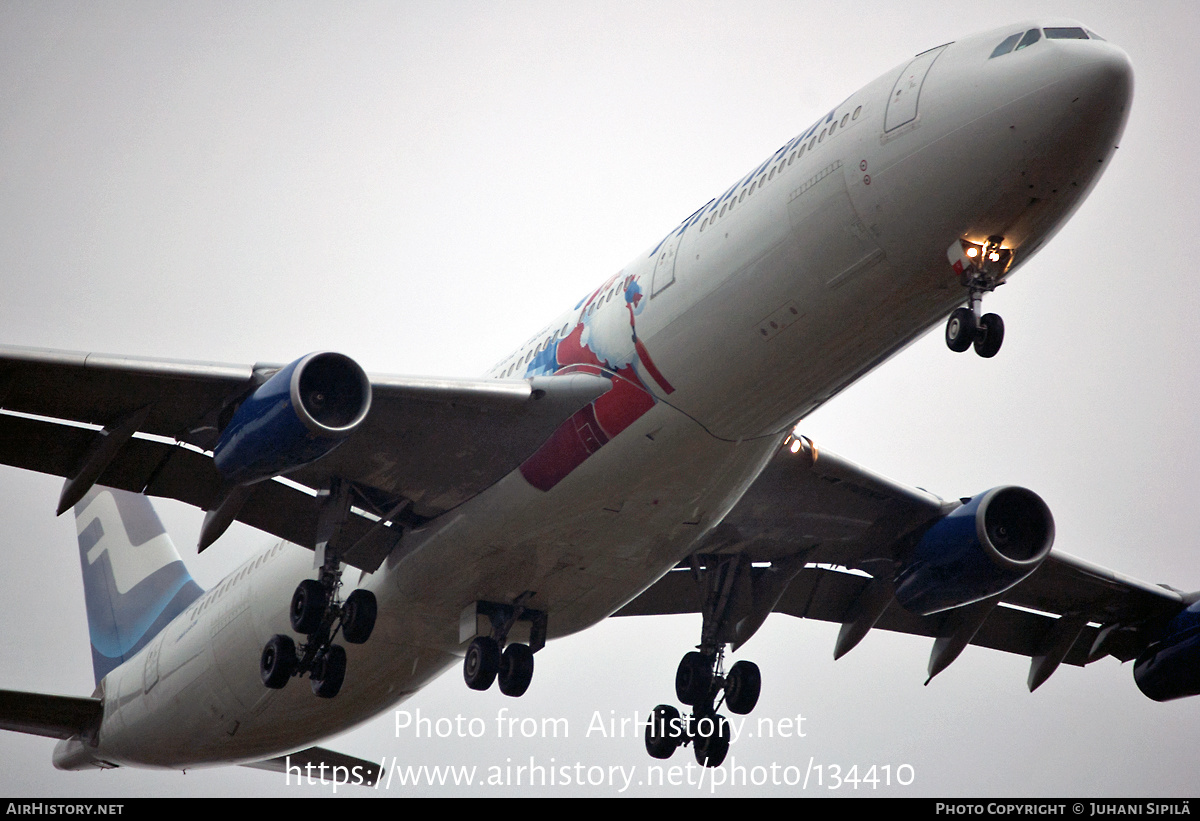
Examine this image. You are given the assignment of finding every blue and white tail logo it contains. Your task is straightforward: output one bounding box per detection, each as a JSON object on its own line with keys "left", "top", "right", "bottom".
{"left": 74, "top": 488, "right": 204, "bottom": 685}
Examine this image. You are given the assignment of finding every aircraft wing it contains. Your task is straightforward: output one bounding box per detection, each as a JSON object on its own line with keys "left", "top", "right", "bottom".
{"left": 615, "top": 438, "right": 1186, "bottom": 686}
{"left": 0, "top": 345, "right": 609, "bottom": 570}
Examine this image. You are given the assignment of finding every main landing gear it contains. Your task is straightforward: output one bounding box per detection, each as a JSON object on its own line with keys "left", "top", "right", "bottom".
{"left": 259, "top": 478, "right": 378, "bottom": 699}
{"left": 944, "top": 236, "right": 1012, "bottom": 359}
{"left": 645, "top": 648, "right": 761, "bottom": 768}
{"left": 644, "top": 554, "right": 779, "bottom": 769}
{"left": 461, "top": 598, "right": 546, "bottom": 698}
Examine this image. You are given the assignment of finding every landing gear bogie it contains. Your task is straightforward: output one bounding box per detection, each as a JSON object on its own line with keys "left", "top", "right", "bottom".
{"left": 460, "top": 598, "right": 547, "bottom": 697}
{"left": 647, "top": 647, "right": 762, "bottom": 767}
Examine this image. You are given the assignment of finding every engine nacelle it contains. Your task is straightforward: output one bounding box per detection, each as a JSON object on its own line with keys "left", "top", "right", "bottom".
{"left": 213, "top": 352, "right": 371, "bottom": 485}
{"left": 1133, "top": 599, "right": 1200, "bottom": 702}
{"left": 894, "top": 486, "right": 1054, "bottom": 616}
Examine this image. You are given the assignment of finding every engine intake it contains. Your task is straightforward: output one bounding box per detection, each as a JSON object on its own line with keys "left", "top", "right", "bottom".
{"left": 894, "top": 486, "right": 1054, "bottom": 616}
{"left": 213, "top": 352, "right": 371, "bottom": 485}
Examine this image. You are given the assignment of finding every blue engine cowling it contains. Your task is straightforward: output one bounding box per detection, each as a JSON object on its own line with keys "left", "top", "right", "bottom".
{"left": 893, "top": 486, "right": 1055, "bottom": 616}
{"left": 213, "top": 352, "right": 371, "bottom": 485}
{"left": 1133, "top": 598, "right": 1200, "bottom": 702}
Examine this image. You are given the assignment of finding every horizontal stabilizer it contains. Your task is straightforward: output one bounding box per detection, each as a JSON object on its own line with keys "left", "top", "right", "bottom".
{"left": 242, "top": 746, "right": 382, "bottom": 787}
{"left": 0, "top": 689, "right": 101, "bottom": 740}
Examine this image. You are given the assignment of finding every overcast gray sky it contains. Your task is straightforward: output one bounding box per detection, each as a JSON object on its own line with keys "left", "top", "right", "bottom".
{"left": 1, "top": 0, "right": 1198, "bottom": 797}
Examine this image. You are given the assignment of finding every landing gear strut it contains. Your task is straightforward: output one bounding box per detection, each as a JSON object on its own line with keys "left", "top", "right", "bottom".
{"left": 259, "top": 478, "right": 378, "bottom": 698}
{"left": 461, "top": 597, "right": 546, "bottom": 698}
{"left": 945, "top": 236, "right": 1011, "bottom": 358}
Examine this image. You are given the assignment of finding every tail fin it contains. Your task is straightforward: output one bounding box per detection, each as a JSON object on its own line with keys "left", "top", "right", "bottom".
{"left": 73, "top": 488, "right": 204, "bottom": 685}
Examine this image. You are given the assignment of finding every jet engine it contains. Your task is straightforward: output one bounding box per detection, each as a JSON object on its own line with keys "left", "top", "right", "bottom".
{"left": 894, "top": 486, "right": 1054, "bottom": 616}
{"left": 212, "top": 352, "right": 371, "bottom": 485}
{"left": 1133, "top": 599, "right": 1200, "bottom": 702}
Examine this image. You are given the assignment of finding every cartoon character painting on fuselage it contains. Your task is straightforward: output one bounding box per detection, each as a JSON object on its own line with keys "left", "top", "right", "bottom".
{"left": 519, "top": 272, "right": 675, "bottom": 491}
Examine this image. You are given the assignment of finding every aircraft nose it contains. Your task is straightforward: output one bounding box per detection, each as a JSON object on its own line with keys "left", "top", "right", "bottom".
{"left": 1064, "top": 41, "right": 1134, "bottom": 124}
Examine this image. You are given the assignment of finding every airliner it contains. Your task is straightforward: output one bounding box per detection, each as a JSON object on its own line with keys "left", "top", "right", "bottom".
{"left": 0, "top": 19, "right": 1191, "bottom": 782}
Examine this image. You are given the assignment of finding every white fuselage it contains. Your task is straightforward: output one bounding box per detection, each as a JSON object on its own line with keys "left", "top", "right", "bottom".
{"left": 57, "top": 22, "right": 1133, "bottom": 770}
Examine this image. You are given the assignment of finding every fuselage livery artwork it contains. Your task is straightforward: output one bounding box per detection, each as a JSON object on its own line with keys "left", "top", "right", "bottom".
{"left": 1, "top": 7, "right": 1198, "bottom": 798}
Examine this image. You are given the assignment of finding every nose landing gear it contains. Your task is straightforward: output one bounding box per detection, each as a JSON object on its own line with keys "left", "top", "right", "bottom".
{"left": 945, "top": 236, "right": 1011, "bottom": 358}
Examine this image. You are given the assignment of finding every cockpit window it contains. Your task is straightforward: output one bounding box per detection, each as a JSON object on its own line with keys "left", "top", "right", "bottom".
{"left": 1085, "top": 29, "right": 1106, "bottom": 41}
{"left": 989, "top": 32, "right": 1022, "bottom": 59}
{"left": 1014, "top": 28, "right": 1041, "bottom": 51}
{"left": 1044, "top": 27, "right": 1089, "bottom": 39}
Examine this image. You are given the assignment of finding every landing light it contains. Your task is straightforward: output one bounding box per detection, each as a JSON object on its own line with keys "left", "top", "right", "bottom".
{"left": 790, "top": 439, "right": 802, "bottom": 454}
{"left": 966, "top": 247, "right": 979, "bottom": 258}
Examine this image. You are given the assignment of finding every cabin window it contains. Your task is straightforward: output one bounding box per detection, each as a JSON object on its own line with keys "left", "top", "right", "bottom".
{"left": 852, "top": 105, "right": 862, "bottom": 119}
{"left": 840, "top": 113, "right": 849, "bottom": 127}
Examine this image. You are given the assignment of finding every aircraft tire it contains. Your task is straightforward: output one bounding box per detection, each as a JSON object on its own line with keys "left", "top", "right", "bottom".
{"left": 974, "top": 313, "right": 1004, "bottom": 358}
{"left": 290, "top": 579, "right": 326, "bottom": 635}
{"left": 693, "top": 713, "right": 731, "bottom": 768}
{"left": 645, "top": 704, "right": 681, "bottom": 760}
{"left": 464, "top": 636, "right": 501, "bottom": 691}
{"left": 675, "top": 651, "right": 712, "bottom": 706}
{"left": 261, "top": 634, "right": 297, "bottom": 689}
{"left": 341, "top": 589, "right": 377, "bottom": 644}
{"left": 311, "top": 645, "right": 347, "bottom": 699}
{"left": 498, "top": 643, "right": 535, "bottom": 697}
{"left": 724, "top": 660, "right": 761, "bottom": 715}
{"left": 945, "top": 307, "right": 977, "bottom": 353}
